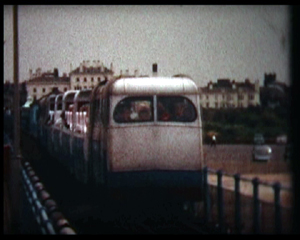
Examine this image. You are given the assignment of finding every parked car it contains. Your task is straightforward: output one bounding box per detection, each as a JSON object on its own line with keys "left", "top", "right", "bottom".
{"left": 276, "top": 135, "right": 288, "bottom": 145}
{"left": 252, "top": 144, "right": 272, "bottom": 162}
{"left": 254, "top": 133, "right": 265, "bottom": 145}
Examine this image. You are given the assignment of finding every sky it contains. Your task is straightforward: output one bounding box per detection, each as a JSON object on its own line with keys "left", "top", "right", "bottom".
{"left": 3, "top": 5, "right": 291, "bottom": 87}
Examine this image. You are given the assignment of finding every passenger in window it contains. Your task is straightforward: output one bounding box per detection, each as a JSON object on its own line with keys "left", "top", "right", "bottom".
{"left": 123, "top": 108, "right": 132, "bottom": 121}
{"left": 174, "top": 102, "right": 193, "bottom": 121}
{"left": 138, "top": 107, "right": 151, "bottom": 121}
{"left": 55, "top": 111, "right": 69, "bottom": 129}
{"left": 46, "top": 114, "right": 54, "bottom": 125}
{"left": 157, "top": 102, "right": 171, "bottom": 121}
{"left": 114, "top": 104, "right": 131, "bottom": 122}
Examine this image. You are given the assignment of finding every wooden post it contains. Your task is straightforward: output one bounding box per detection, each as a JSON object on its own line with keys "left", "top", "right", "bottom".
{"left": 11, "top": 5, "right": 22, "bottom": 234}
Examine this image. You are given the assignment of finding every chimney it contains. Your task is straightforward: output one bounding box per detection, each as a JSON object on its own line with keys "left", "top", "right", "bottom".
{"left": 54, "top": 68, "right": 59, "bottom": 78}
{"left": 36, "top": 68, "right": 42, "bottom": 77}
{"left": 134, "top": 69, "right": 139, "bottom": 77}
{"left": 70, "top": 63, "right": 72, "bottom": 72}
{"left": 152, "top": 63, "right": 158, "bottom": 77}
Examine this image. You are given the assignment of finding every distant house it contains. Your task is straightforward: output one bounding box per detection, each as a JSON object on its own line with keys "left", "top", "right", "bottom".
{"left": 260, "top": 73, "right": 290, "bottom": 109}
{"left": 26, "top": 68, "right": 70, "bottom": 100}
{"left": 69, "top": 60, "right": 114, "bottom": 90}
{"left": 199, "top": 78, "right": 260, "bottom": 109}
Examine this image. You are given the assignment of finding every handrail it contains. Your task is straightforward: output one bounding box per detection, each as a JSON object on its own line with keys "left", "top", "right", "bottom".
{"left": 21, "top": 161, "right": 76, "bottom": 235}
{"left": 203, "top": 166, "right": 292, "bottom": 234}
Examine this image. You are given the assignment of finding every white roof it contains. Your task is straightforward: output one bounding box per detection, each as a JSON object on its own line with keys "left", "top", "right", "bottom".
{"left": 110, "top": 77, "right": 199, "bottom": 95}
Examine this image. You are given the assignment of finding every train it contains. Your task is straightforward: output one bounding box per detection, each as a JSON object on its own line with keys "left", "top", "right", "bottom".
{"left": 22, "top": 76, "right": 204, "bottom": 202}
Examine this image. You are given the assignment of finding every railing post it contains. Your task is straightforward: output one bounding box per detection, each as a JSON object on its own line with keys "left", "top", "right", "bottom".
{"left": 273, "top": 182, "right": 282, "bottom": 234}
{"left": 217, "top": 170, "right": 224, "bottom": 233}
{"left": 234, "top": 174, "right": 241, "bottom": 234}
{"left": 252, "top": 177, "right": 260, "bottom": 234}
{"left": 203, "top": 167, "right": 211, "bottom": 223}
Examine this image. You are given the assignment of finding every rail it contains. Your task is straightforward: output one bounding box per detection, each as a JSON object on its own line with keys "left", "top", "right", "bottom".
{"left": 202, "top": 167, "right": 292, "bottom": 234}
{"left": 21, "top": 161, "right": 76, "bottom": 234}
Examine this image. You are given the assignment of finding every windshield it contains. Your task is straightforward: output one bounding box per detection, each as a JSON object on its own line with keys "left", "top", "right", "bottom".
{"left": 113, "top": 96, "right": 197, "bottom": 123}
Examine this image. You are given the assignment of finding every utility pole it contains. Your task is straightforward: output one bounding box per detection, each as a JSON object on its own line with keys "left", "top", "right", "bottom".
{"left": 11, "top": 5, "right": 22, "bottom": 234}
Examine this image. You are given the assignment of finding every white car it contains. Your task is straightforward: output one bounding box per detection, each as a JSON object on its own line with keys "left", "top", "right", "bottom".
{"left": 252, "top": 145, "right": 272, "bottom": 162}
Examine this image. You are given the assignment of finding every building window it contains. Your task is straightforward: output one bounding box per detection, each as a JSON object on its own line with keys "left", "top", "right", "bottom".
{"left": 227, "top": 94, "right": 233, "bottom": 101}
{"left": 238, "top": 94, "right": 244, "bottom": 100}
{"left": 64, "top": 87, "right": 67, "bottom": 92}
{"left": 42, "top": 88, "right": 46, "bottom": 93}
{"left": 249, "top": 94, "right": 254, "bottom": 100}
{"left": 76, "top": 77, "right": 80, "bottom": 82}
{"left": 215, "top": 94, "right": 218, "bottom": 100}
{"left": 206, "top": 95, "right": 209, "bottom": 100}
{"left": 206, "top": 103, "right": 209, "bottom": 108}
{"left": 84, "top": 78, "right": 87, "bottom": 82}
{"left": 215, "top": 102, "right": 218, "bottom": 108}
{"left": 33, "top": 88, "right": 37, "bottom": 93}
{"left": 91, "top": 77, "right": 94, "bottom": 82}
{"left": 84, "top": 86, "right": 87, "bottom": 89}
{"left": 98, "top": 77, "right": 101, "bottom": 82}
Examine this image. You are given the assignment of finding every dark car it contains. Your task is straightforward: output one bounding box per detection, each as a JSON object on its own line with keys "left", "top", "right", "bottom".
{"left": 254, "top": 133, "right": 265, "bottom": 145}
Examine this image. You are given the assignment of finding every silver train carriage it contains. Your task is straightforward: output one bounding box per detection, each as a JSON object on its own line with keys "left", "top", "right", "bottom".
{"left": 36, "top": 76, "right": 204, "bottom": 201}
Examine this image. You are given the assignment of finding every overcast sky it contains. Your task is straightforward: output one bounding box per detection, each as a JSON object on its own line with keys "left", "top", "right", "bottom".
{"left": 4, "top": 5, "right": 290, "bottom": 87}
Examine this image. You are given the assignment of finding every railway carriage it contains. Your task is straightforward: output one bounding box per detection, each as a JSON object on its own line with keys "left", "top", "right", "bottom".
{"left": 31, "top": 76, "right": 204, "bottom": 201}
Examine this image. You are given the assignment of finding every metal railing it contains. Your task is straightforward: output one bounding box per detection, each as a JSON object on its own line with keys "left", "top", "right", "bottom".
{"left": 21, "top": 161, "right": 76, "bottom": 234}
{"left": 202, "top": 167, "right": 292, "bottom": 234}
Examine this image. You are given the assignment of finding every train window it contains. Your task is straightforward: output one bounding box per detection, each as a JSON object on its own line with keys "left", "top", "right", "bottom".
{"left": 157, "top": 96, "right": 197, "bottom": 122}
{"left": 50, "top": 103, "right": 55, "bottom": 111}
{"left": 113, "top": 97, "right": 153, "bottom": 123}
{"left": 57, "top": 102, "right": 62, "bottom": 110}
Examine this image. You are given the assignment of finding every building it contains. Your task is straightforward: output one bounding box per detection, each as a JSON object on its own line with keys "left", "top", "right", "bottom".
{"left": 26, "top": 68, "right": 70, "bottom": 100}
{"left": 69, "top": 60, "right": 114, "bottom": 90}
{"left": 199, "top": 78, "right": 260, "bottom": 109}
{"left": 260, "top": 73, "right": 290, "bottom": 109}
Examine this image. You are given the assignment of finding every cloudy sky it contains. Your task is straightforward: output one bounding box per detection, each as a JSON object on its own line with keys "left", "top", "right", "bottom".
{"left": 4, "top": 5, "right": 290, "bottom": 87}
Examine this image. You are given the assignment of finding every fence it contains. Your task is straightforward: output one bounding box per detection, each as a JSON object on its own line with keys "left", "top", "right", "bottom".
{"left": 201, "top": 167, "right": 292, "bottom": 234}
{"left": 21, "top": 161, "right": 76, "bottom": 234}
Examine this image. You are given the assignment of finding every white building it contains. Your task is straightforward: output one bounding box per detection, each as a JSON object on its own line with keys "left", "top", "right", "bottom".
{"left": 199, "top": 79, "right": 260, "bottom": 109}
{"left": 26, "top": 68, "right": 70, "bottom": 100}
{"left": 69, "top": 60, "right": 114, "bottom": 90}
